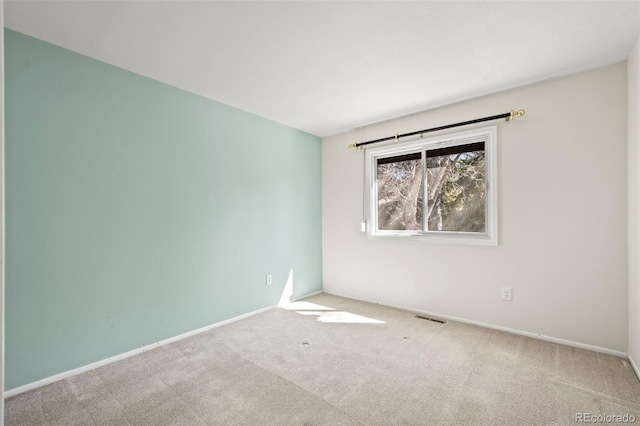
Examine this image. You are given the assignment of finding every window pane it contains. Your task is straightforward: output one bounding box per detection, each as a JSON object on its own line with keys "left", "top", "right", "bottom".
{"left": 377, "top": 153, "right": 423, "bottom": 231}
{"left": 426, "top": 146, "right": 485, "bottom": 232}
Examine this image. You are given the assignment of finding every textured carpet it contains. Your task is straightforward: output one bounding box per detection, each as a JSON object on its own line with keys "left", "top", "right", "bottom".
{"left": 6, "top": 293, "right": 640, "bottom": 425}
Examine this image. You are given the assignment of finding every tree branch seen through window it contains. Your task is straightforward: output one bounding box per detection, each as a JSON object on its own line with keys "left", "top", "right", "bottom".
{"left": 376, "top": 143, "right": 485, "bottom": 233}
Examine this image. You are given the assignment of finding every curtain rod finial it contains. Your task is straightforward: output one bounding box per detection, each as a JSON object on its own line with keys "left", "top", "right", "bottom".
{"left": 348, "top": 143, "right": 361, "bottom": 150}
{"left": 507, "top": 109, "right": 526, "bottom": 121}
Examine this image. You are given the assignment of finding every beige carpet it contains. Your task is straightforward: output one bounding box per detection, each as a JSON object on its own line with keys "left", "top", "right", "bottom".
{"left": 6, "top": 293, "right": 640, "bottom": 425}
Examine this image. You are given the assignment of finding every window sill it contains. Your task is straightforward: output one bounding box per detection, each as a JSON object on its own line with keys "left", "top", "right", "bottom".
{"left": 367, "top": 231, "right": 498, "bottom": 246}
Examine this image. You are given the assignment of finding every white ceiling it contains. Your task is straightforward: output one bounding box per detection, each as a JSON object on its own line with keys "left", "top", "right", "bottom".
{"left": 4, "top": 1, "right": 640, "bottom": 137}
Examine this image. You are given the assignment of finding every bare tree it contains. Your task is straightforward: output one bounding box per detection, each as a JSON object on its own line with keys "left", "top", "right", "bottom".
{"left": 377, "top": 159, "right": 422, "bottom": 230}
{"left": 377, "top": 149, "right": 485, "bottom": 233}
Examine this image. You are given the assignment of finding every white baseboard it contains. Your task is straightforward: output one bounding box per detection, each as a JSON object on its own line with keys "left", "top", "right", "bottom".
{"left": 323, "top": 290, "right": 628, "bottom": 359}
{"left": 629, "top": 354, "right": 640, "bottom": 382}
{"left": 291, "top": 290, "right": 322, "bottom": 302}
{"left": 4, "top": 304, "right": 275, "bottom": 398}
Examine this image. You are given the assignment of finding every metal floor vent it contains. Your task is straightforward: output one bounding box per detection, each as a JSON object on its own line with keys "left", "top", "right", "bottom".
{"left": 415, "top": 315, "right": 446, "bottom": 324}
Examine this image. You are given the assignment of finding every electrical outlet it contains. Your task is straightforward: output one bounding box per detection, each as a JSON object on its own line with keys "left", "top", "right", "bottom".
{"left": 266, "top": 274, "right": 272, "bottom": 286}
{"left": 501, "top": 287, "right": 512, "bottom": 301}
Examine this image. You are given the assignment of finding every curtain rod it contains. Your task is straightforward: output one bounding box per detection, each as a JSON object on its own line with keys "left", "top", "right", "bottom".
{"left": 347, "top": 109, "right": 525, "bottom": 149}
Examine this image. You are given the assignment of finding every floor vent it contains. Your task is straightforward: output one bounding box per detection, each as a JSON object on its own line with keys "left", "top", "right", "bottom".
{"left": 415, "top": 315, "right": 446, "bottom": 324}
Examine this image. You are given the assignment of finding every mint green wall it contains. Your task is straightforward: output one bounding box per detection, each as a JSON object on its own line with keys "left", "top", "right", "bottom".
{"left": 5, "top": 29, "right": 322, "bottom": 390}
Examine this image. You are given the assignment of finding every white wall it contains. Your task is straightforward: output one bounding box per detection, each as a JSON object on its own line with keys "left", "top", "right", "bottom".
{"left": 629, "top": 37, "right": 640, "bottom": 372}
{"left": 1, "top": 0, "right": 6, "bottom": 419}
{"left": 323, "top": 63, "right": 628, "bottom": 353}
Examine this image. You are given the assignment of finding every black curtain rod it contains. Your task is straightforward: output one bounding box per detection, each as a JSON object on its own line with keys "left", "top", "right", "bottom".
{"left": 348, "top": 109, "right": 525, "bottom": 149}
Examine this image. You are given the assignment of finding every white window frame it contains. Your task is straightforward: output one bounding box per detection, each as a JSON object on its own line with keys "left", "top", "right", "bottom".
{"left": 364, "top": 126, "right": 498, "bottom": 246}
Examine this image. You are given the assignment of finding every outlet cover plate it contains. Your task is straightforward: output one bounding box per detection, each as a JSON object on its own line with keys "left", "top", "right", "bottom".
{"left": 501, "top": 287, "right": 512, "bottom": 301}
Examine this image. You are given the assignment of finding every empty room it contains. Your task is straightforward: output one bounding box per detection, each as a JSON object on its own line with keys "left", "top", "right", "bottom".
{"left": 2, "top": 1, "right": 640, "bottom": 425}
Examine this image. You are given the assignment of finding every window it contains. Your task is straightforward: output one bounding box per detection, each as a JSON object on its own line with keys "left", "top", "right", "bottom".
{"left": 365, "top": 126, "right": 497, "bottom": 245}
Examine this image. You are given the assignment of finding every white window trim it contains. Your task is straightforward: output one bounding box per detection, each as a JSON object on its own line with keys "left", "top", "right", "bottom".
{"left": 364, "top": 126, "right": 498, "bottom": 246}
